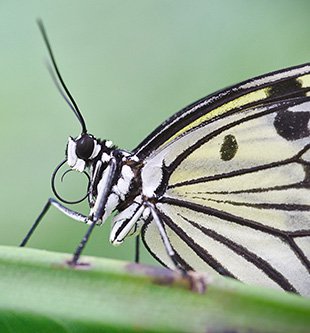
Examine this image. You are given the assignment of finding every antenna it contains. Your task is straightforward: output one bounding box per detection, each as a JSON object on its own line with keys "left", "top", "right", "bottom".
{"left": 37, "top": 19, "right": 87, "bottom": 134}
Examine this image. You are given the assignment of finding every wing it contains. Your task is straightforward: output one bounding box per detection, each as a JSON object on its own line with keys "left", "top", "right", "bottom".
{"left": 134, "top": 63, "right": 310, "bottom": 159}
{"left": 138, "top": 64, "right": 310, "bottom": 295}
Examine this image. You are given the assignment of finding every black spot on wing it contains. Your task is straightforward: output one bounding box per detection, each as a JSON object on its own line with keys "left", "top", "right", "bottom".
{"left": 220, "top": 134, "right": 238, "bottom": 161}
{"left": 274, "top": 110, "right": 310, "bottom": 141}
{"left": 267, "top": 78, "right": 305, "bottom": 98}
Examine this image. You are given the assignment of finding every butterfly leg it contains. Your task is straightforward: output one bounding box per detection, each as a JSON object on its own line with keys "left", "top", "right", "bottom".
{"left": 69, "top": 157, "right": 119, "bottom": 266}
{"left": 20, "top": 198, "right": 89, "bottom": 247}
{"left": 135, "top": 235, "right": 140, "bottom": 263}
{"left": 68, "top": 217, "right": 98, "bottom": 266}
{"left": 20, "top": 197, "right": 105, "bottom": 267}
{"left": 147, "top": 203, "right": 208, "bottom": 293}
{"left": 20, "top": 197, "right": 100, "bottom": 267}
{"left": 147, "top": 203, "right": 185, "bottom": 272}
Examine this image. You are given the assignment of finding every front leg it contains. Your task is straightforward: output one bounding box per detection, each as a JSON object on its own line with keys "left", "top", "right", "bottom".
{"left": 20, "top": 198, "right": 89, "bottom": 247}
{"left": 21, "top": 156, "right": 120, "bottom": 266}
{"left": 20, "top": 197, "right": 107, "bottom": 267}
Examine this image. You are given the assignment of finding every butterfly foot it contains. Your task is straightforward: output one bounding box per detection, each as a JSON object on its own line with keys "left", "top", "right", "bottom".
{"left": 184, "top": 270, "right": 209, "bottom": 294}
{"left": 66, "top": 257, "right": 90, "bottom": 269}
{"left": 172, "top": 258, "right": 208, "bottom": 293}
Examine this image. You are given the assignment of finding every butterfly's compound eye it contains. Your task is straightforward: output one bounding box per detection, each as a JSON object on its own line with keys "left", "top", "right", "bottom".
{"left": 75, "top": 134, "right": 95, "bottom": 160}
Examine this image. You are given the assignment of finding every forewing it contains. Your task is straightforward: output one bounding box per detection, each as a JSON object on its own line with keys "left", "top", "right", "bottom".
{"left": 134, "top": 63, "right": 310, "bottom": 159}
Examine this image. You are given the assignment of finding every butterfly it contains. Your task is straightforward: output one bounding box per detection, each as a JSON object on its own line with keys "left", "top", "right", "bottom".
{"left": 21, "top": 21, "right": 310, "bottom": 296}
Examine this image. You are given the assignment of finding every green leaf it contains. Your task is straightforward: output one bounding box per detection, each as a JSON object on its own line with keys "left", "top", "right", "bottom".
{"left": 0, "top": 245, "right": 309, "bottom": 333}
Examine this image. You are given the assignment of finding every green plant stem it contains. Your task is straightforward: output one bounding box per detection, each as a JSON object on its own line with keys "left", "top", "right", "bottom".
{"left": 0, "top": 246, "right": 309, "bottom": 333}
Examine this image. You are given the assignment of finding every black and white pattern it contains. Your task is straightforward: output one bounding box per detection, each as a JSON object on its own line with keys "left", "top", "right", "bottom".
{"left": 22, "top": 21, "right": 310, "bottom": 296}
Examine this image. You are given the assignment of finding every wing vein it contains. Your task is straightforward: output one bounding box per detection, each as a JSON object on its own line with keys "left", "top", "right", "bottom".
{"left": 178, "top": 213, "right": 297, "bottom": 292}
{"left": 158, "top": 210, "right": 237, "bottom": 278}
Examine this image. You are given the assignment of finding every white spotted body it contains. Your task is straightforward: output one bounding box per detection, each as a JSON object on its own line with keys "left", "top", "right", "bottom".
{"left": 67, "top": 134, "right": 162, "bottom": 246}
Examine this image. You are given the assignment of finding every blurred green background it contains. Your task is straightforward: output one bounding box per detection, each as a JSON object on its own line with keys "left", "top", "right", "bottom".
{"left": 0, "top": 1, "right": 309, "bottom": 265}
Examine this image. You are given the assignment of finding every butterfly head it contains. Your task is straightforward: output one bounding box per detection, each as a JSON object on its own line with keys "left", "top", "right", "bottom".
{"left": 66, "top": 134, "right": 114, "bottom": 172}
{"left": 50, "top": 133, "right": 115, "bottom": 205}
